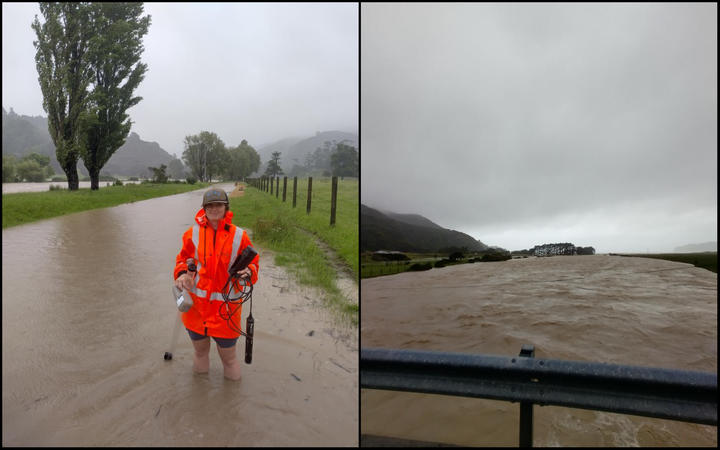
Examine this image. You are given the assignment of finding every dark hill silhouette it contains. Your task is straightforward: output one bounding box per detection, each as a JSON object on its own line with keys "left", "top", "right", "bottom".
{"left": 361, "top": 204, "right": 489, "bottom": 253}
{"left": 2, "top": 106, "right": 181, "bottom": 177}
{"left": 384, "top": 212, "right": 444, "bottom": 229}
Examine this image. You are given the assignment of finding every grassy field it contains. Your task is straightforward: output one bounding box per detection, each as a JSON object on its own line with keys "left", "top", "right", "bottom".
{"left": 615, "top": 252, "right": 717, "bottom": 273}
{"left": 360, "top": 251, "right": 504, "bottom": 278}
{"left": 361, "top": 252, "right": 444, "bottom": 278}
{"left": 2, "top": 182, "right": 209, "bottom": 229}
{"left": 231, "top": 178, "right": 358, "bottom": 325}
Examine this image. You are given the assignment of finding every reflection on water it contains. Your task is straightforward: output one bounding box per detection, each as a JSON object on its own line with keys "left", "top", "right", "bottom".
{"left": 2, "top": 183, "right": 357, "bottom": 446}
{"left": 361, "top": 255, "right": 717, "bottom": 446}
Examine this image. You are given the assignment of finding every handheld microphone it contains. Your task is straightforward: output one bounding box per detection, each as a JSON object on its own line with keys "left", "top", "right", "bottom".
{"left": 229, "top": 246, "right": 258, "bottom": 276}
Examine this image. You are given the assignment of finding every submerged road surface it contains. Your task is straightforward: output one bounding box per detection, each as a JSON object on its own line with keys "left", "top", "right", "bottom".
{"left": 2, "top": 183, "right": 358, "bottom": 446}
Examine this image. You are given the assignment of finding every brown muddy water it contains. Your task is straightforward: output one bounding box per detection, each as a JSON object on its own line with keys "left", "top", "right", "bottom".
{"left": 2, "top": 181, "right": 144, "bottom": 194}
{"left": 361, "top": 255, "right": 717, "bottom": 446}
{"left": 2, "top": 183, "right": 358, "bottom": 446}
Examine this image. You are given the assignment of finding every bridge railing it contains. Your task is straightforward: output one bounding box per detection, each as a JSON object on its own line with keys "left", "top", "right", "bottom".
{"left": 360, "top": 346, "right": 717, "bottom": 447}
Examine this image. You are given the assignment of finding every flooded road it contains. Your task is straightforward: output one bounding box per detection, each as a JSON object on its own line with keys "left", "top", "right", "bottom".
{"left": 361, "top": 255, "right": 717, "bottom": 446}
{"left": 2, "top": 183, "right": 358, "bottom": 446}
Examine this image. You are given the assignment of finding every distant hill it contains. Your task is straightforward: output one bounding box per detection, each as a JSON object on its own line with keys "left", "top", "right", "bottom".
{"left": 361, "top": 204, "right": 489, "bottom": 253}
{"left": 2, "top": 106, "right": 182, "bottom": 178}
{"left": 255, "top": 130, "right": 358, "bottom": 175}
{"left": 674, "top": 242, "right": 717, "bottom": 253}
{"left": 384, "top": 212, "right": 444, "bottom": 229}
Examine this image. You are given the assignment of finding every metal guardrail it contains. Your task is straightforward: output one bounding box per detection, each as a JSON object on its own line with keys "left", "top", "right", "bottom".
{"left": 361, "top": 346, "right": 717, "bottom": 447}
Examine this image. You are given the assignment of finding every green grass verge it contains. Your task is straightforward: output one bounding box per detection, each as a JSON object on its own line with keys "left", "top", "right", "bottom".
{"left": 231, "top": 179, "right": 358, "bottom": 326}
{"left": 615, "top": 252, "right": 717, "bottom": 273}
{"left": 361, "top": 252, "right": 500, "bottom": 278}
{"left": 2, "top": 182, "right": 209, "bottom": 229}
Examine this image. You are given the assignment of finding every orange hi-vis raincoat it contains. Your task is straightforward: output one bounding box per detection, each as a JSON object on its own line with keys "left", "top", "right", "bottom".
{"left": 174, "top": 208, "right": 259, "bottom": 339}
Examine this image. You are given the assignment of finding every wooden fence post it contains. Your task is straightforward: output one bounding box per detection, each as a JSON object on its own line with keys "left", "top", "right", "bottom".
{"left": 283, "top": 176, "right": 287, "bottom": 202}
{"left": 306, "top": 177, "right": 312, "bottom": 214}
{"left": 293, "top": 177, "right": 297, "bottom": 208}
{"left": 330, "top": 176, "right": 338, "bottom": 226}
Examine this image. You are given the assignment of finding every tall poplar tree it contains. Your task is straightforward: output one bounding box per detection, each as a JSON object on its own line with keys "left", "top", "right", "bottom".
{"left": 32, "top": 2, "right": 94, "bottom": 190}
{"left": 80, "top": 3, "right": 151, "bottom": 190}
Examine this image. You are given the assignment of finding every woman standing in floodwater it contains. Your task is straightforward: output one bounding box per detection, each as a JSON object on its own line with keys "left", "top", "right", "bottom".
{"left": 173, "top": 188, "right": 259, "bottom": 380}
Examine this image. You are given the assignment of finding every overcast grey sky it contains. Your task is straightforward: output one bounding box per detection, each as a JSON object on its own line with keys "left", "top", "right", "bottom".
{"left": 361, "top": 3, "right": 717, "bottom": 253}
{"left": 2, "top": 2, "right": 358, "bottom": 157}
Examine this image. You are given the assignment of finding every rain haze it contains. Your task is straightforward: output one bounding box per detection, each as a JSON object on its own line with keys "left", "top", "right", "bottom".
{"left": 2, "top": 2, "right": 358, "bottom": 157}
{"left": 361, "top": 3, "right": 717, "bottom": 254}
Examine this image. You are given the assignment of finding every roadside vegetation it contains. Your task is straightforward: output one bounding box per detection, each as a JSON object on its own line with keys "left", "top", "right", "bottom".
{"left": 2, "top": 181, "right": 208, "bottom": 229}
{"left": 231, "top": 179, "right": 358, "bottom": 325}
{"left": 614, "top": 252, "right": 717, "bottom": 273}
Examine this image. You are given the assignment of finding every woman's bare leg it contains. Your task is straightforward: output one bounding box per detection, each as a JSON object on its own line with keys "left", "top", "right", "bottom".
{"left": 191, "top": 337, "right": 211, "bottom": 373}
{"left": 216, "top": 344, "right": 241, "bottom": 381}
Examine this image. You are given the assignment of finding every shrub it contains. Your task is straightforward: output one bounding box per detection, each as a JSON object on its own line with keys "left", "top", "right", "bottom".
{"left": 128, "top": 177, "right": 139, "bottom": 181}
{"left": 186, "top": 176, "right": 197, "bottom": 185}
{"left": 409, "top": 263, "right": 432, "bottom": 271}
{"left": 448, "top": 251, "right": 464, "bottom": 261}
{"left": 114, "top": 179, "right": 124, "bottom": 186}
{"left": 148, "top": 164, "right": 168, "bottom": 183}
{"left": 481, "top": 252, "right": 511, "bottom": 262}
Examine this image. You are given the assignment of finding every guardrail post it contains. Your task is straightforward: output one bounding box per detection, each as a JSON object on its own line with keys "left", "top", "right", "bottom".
{"left": 519, "top": 344, "right": 535, "bottom": 447}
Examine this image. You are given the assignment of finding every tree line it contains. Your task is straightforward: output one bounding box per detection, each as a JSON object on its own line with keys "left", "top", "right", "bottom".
{"left": 29, "top": 3, "right": 290, "bottom": 189}
{"left": 2, "top": 152, "right": 55, "bottom": 182}
{"left": 263, "top": 142, "right": 358, "bottom": 180}
{"left": 178, "top": 132, "right": 260, "bottom": 183}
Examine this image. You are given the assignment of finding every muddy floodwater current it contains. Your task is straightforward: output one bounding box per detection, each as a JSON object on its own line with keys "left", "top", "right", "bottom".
{"left": 361, "top": 255, "right": 717, "bottom": 446}
{"left": 2, "top": 184, "right": 358, "bottom": 446}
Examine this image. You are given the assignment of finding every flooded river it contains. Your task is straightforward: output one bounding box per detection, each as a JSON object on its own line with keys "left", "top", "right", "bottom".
{"left": 2, "top": 183, "right": 358, "bottom": 446}
{"left": 361, "top": 255, "right": 717, "bottom": 446}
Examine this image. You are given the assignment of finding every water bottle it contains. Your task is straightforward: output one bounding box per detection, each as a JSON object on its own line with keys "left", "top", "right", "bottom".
{"left": 172, "top": 285, "right": 193, "bottom": 312}
{"left": 172, "top": 258, "right": 196, "bottom": 312}
{"left": 244, "top": 314, "right": 254, "bottom": 364}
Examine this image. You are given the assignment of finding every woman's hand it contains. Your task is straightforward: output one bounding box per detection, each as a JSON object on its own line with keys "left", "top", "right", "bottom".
{"left": 236, "top": 268, "right": 252, "bottom": 279}
{"left": 174, "top": 273, "right": 194, "bottom": 291}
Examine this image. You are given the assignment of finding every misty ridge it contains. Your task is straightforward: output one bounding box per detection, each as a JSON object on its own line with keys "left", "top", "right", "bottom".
{"left": 361, "top": 204, "right": 716, "bottom": 259}
{"left": 2, "top": 106, "right": 357, "bottom": 180}
{"left": 361, "top": 204, "right": 490, "bottom": 254}
{"left": 254, "top": 130, "right": 358, "bottom": 178}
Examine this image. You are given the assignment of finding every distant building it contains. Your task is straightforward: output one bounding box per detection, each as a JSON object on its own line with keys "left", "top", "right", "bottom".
{"left": 532, "top": 243, "right": 576, "bottom": 257}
